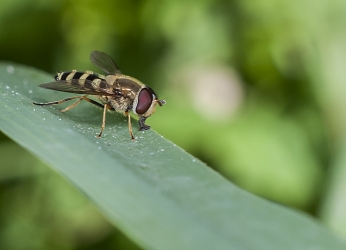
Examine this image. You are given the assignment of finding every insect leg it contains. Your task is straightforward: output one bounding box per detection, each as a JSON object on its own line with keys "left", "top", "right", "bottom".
{"left": 59, "top": 98, "right": 83, "bottom": 112}
{"left": 96, "top": 104, "right": 109, "bottom": 138}
{"left": 59, "top": 96, "right": 104, "bottom": 112}
{"left": 33, "top": 96, "right": 82, "bottom": 106}
{"left": 125, "top": 111, "right": 135, "bottom": 140}
{"left": 80, "top": 96, "right": 104, "bottom": 108}
{"left": 33, "top": 96, "right": 104, "bottom": 112}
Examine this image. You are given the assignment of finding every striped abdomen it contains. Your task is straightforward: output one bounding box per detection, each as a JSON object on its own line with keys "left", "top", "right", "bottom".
{"left": 55, "top": 70, "right": 109, "bottom": 89}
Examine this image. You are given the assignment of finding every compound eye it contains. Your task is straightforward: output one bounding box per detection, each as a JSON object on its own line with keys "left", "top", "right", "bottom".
{"left": 136, "top": 88, "right": 153, "bottom": 114}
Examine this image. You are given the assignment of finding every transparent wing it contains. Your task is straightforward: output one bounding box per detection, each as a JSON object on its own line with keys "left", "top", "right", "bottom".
{"left": 90, "top": 50, "right": 122, "bottom": 75}
{"left": 38, "top": 80, "right": 117, "bottom": 96}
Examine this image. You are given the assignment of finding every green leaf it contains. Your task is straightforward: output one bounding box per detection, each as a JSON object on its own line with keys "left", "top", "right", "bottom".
{"left": 320, "top": 134, "right": 346, "bottom": 237}
{"left": 0, "top": 62, "right": 345, "bottom": 250}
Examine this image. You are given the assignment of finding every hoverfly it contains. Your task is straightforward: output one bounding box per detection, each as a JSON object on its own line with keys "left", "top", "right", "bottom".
{"left": 33, "top": 51, "right": 165, "bottom": 140}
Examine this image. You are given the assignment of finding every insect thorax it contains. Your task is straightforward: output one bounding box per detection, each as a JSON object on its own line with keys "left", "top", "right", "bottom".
{"left": 107, "top": 75, "right": 144, "bottom": 97}
{"left": 102, "top": 75, "right": 145, "bottom": 113}
{"left": 103, "top": 97, "right": 132, "bottom": 113}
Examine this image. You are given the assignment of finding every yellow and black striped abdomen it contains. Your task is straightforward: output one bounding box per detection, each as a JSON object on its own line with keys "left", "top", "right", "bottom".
{"left": 55, "top": 70, "right": 109, "bottom": 89}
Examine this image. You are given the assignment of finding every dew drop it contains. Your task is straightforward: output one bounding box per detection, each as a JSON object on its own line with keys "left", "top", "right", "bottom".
{"left": 6, "top": 66, "right": 14, "bottom": 74}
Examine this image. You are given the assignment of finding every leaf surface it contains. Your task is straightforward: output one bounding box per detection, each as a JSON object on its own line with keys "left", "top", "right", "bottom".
{"left": 0, "top": 63, "right": 345, "bottom": 250}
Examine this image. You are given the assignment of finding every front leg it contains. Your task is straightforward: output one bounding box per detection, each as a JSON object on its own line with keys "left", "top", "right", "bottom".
{"left": 125, "top": 111, "right": 135, "bottom": 140}
{"left": 138, "top": 116, "right": 151, "bottom": 131}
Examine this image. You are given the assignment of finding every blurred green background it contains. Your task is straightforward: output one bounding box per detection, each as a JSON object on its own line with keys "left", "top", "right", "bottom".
{"left": 1, "top": 0, "right": 346, "bottom": 249}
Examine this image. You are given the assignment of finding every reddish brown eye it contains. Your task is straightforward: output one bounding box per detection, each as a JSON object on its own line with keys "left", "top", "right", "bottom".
{"left": 136, "top": 88, "right": 153, "bottom": 114}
